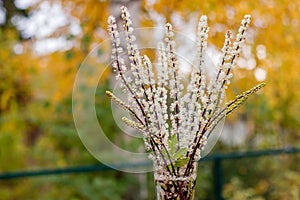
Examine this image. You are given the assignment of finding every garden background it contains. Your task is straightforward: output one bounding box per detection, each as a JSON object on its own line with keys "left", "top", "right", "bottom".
{"left": 0, "top": 0, "right": 299, "bottom": 199}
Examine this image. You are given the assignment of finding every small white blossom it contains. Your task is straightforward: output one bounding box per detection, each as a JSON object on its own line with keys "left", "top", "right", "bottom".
{"left": 107, "top": 8, "right": 263, "bottom": 184}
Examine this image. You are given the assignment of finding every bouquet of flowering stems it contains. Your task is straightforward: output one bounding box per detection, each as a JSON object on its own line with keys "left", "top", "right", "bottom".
{"left": 106, "top": 6, "right": 265, "bottom": 200}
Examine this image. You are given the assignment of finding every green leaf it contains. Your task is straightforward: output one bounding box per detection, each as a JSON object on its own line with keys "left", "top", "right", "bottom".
{"left": 174, "top": 157, "right": 190, "bottom": 168}
{"left": 164, "top": 163, "right": 174, "bottom": 173}
{"left": 173, "top": 147, "right": 187, "bottom": 160}
{"left": 168, "top": 134, "right": 178, "bottom": 155}
{"left": 161, "top": 148, "right": 168, "bottom": 159}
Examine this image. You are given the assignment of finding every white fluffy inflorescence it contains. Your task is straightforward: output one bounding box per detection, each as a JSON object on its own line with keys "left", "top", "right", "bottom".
{"left": 107, "top": 7, "right": 264, "bottom": 179}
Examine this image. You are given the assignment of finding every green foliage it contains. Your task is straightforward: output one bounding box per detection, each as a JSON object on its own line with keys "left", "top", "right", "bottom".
{"left": 162, "top": 134, "right": 190, "bottom": 171}
{"left": 0, "top": 0, "right": 299, "bottom": 199}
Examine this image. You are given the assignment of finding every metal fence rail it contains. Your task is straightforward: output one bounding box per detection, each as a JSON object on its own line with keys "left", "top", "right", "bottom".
{"left": 1, "top": 147, "right": 299, "bottom": 199}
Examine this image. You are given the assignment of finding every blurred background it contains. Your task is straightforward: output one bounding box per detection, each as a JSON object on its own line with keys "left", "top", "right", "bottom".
{"left": 0, "top": 0, "right": 299, "bottom": 199}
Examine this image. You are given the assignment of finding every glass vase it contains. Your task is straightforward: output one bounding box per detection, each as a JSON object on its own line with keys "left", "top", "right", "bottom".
{"left": 154, "top": 162, "right": 198, "bottom": 200}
